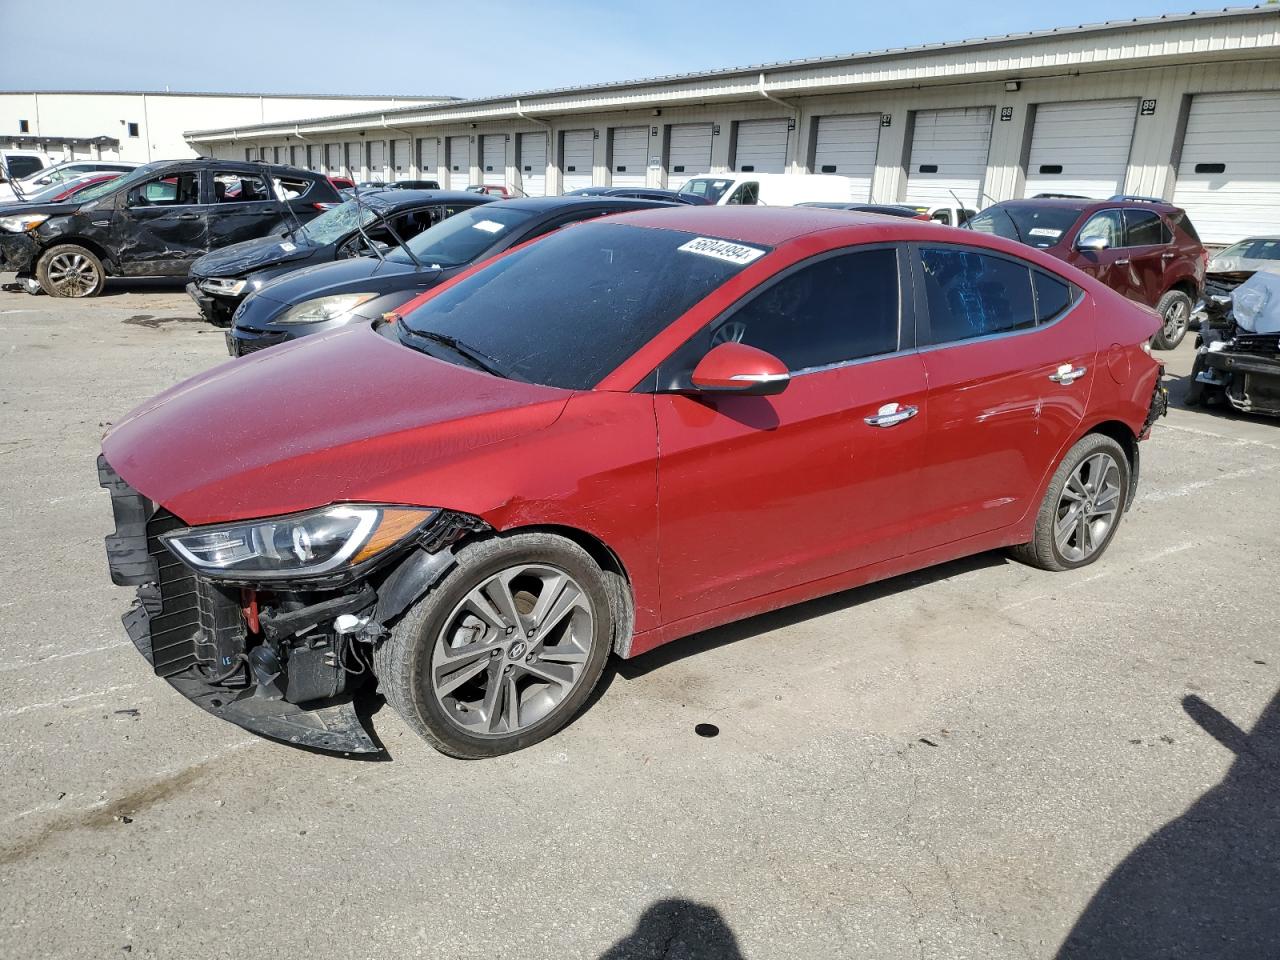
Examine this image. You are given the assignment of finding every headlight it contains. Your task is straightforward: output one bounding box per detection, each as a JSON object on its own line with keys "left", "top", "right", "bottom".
{"left": 0, "top": 214, "right": 48, "bottom": 233}
{"left": 277, "top": 292, "right": 377, "bottom": 325}
{"left": 199, "top": 277, "right": 248, "bottom": 296}
{"left": 161, "top": 504, "right": 437, "bottom": 579}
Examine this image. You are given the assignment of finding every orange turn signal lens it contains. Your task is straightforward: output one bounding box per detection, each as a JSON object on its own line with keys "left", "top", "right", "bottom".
{"left": 350, "top": 507, "right": 435, "bottom": 564}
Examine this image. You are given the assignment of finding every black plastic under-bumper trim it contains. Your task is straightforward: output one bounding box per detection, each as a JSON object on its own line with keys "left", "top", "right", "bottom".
{"left": 124, "top": 600, "right": 379, "bottom": 754}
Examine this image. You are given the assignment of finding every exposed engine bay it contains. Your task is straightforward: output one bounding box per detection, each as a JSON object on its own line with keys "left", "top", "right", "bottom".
{"left": 1188, "top": 265, "right": 1280, "bottom": 418}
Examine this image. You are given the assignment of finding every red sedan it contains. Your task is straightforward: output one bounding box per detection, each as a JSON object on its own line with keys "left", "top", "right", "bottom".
{"left": 99, "top": 207, "right": 1166, "bottom": 758}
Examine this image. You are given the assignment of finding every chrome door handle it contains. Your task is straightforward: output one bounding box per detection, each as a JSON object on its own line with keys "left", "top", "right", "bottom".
{"left": 1114, "top": 258, "right": 1131, "bottom": 266}
{"left": 864, "top": 403, "right": 919, "bottom": 428}
{"left": 1049, "top": 363, "right": 1087, "bottom": 385}
{"left": 1161, "top": 251, "right": 1176, "bottom": 259}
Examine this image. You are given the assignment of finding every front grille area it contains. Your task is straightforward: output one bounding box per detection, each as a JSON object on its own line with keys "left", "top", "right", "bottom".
{"left": 229, "top": 331, "right": 288, "bottom": 356}
{"left": 100, "top": 455, "right": 247, "bottom": 679}
{"left": 145, "top": 508, "right": 205, "bottom": 677}
{"left": 1234, "top": 333, "right": 1280, "bottom": 357}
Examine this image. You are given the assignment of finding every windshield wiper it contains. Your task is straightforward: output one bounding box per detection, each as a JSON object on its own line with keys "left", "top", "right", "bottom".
{"left": 397, "top": 326, "right": 513, "bottom": 380}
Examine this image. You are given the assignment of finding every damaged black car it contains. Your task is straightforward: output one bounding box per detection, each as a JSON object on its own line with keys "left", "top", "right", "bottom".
{"left": 0, "top": 159, "right": 339, "bottom": 298}
{"left": 187, "top": 189, "right": 493, "bottom": 326}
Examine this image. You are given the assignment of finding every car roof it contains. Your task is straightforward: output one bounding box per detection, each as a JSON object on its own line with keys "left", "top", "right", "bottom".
{"left": 993, "top": 196, "right": 1183, "bottom": 215}
{"left": 348, "top": 188, "right": 493, "bottom": 212}
{"left": 495, "top": 195, "right": 676, "bottom": 213}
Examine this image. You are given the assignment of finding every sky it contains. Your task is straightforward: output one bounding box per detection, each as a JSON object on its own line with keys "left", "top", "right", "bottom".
{"left": 0, "top": 0, "right": 1211, "bottom": 100}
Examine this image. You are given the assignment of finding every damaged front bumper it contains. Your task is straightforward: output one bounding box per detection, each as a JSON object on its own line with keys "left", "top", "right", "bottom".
{"left": 0, "top": 231, "right": 38, "bottom": 273}
{"left": 1196, "top": 339, "right": 1280, "bottom": 417}
{"left": 98, "top": 455, "right": 484, "bottom": 754}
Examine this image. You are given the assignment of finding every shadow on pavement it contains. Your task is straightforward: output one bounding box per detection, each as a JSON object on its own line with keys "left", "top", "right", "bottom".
{"left": 1057, "top": 687, "right": 1280, "bottom": 958}
{"left": 600, "top": 899, "right": 743, "bottom": 960}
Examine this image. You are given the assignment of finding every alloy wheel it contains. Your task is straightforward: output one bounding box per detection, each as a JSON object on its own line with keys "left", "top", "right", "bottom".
{"left": 45, "top": 251, "right": 100, "bottom": 297}
{"left": 429, "top": 563, "right": 594, "bottom": 736}
{"left": 1054, "top": 452, "right": 1122, "bottom": 562}
{"left": 1162, "top": 298, "right": 1189, "bottom": 342}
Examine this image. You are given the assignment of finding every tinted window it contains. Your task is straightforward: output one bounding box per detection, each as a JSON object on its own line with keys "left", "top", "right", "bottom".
{"left": 401, "top": 223, "right": 758, "bottom": 389}
{"left": 1124, "top": 210, "right": 1164, "bottom": 247}
{"left": 705, "top": 248, "right": 899, "bottom": 371}
{"left": 967, "top": 204, "right": 1084, "bottom": 249}
{"left": 387, "top": 205, "right": 533, "bottom": 267}
{"left": 1033, "top": 271, "right": 1073, "bottom": 322}
{"left": 920, "top": 247, "right": 1036, "bottom": 343}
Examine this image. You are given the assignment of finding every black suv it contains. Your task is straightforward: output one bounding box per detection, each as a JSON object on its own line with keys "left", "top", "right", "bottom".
{"left": 188, "top": 189, "right": 493, "bottom": 326}
{"left": 0, "top": 159, "right": 339, "bottom": 298}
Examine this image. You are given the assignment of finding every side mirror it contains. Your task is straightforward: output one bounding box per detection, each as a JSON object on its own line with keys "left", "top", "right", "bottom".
{"left": 689, "top": 341, "right": 789, "bottom": 396}
{"left": 1077, "top": 236, "right": 1110, "bottom": 252}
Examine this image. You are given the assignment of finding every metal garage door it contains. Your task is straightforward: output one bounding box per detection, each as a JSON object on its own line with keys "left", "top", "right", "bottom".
{"left": 392, "top": 138, "right": 410, "bottom": 178}
{"left": 482, "top": 135, "right": 506, "bottom": 186}
{"left": 325, "top": 143, "right": 341, "bottom": 174}
{"left": 813, "top": 113, "right": 880, "bottom": 201}
{"left": 610, "top": 127, "right": 648, "bottom": 187}
{"left": 905, "top": 107, "right": 994, "bottom": 209}
{"left": 447, "top": 136, "right": 471, "bottom": 190}
{"left": 345, "top": 142, "right": 362, "bottom": 179}
{"left": 519, "top": 132, "right": 547, "bottom": 196}
{"left": 562, "top": 130, "right": 594, "bottom": 192}
{"left": 417, "top": 138, "right": 439, "bottom": 181}
{"left": 667, "top": 123, "right": 713, "bottom": 191}
{"left": 1173, "top": 91, "right": 1280, "bottom": 245}
{"left": 368, "top": 140, "right": 387, "bottom": 182}
{"left": 734, "top": 118, "right": 788, "bottom": 173}
{"left": 1023, "top": 100, "right": 1137, "bottom": 199}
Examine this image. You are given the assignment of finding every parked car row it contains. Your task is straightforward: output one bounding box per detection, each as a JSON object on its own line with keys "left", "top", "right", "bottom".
{"left": 0, "top": 156, "right": 1239, "bottom": 367}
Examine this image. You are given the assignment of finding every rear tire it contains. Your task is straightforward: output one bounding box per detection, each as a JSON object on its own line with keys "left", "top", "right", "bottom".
{"left": 1010, "top": 433, "right": 1131, "bottom": 572}
{"left": 373, "top": 532, "right": 614, "bottom": 758}
{"left": 1152, "top": 289, "right": 1193, "bottom": 350}
{"left": 36, "top": 244, "right": 106, "bottom": 298}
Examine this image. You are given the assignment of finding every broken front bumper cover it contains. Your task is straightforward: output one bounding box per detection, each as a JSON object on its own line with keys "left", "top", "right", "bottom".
{"left": 1197, "top": 347, "right": 1280, "bottom": 417}
{"left": 0, "top": 232, "right": 38, "bottom": 273}
{"left": 122, "top": 598, "right": 380, "bottom": 753}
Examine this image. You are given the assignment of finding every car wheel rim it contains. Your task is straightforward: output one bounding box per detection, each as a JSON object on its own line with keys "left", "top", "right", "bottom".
{"left": 429, "top": 563, "right": 594, "bottom": 737}
{"left": 46, "top": 252, "right": 98, "bottom": 297}
{"left": 1054, "top": 452, "right": 1122, "bottom": 563}
{"left": 1162, "top": 299, "right": 1188, "bottom": 340}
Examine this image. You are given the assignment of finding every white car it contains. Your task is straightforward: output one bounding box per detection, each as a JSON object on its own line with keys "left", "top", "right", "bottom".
{"left": 0, "top": 149, "right": 48, "bottom": 184}
{"left": 675, "top": 172, "right": 858, "bottom": 206}
{"left": 0, "top": 160, "right": 137, "bottom": 202}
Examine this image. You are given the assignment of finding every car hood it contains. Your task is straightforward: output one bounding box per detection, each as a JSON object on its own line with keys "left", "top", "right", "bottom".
{"left": 191, "top": 234, "right": 318, "bottom": 279}
{"left": 102, "top": 324, "right": 573, "bottom": 525}
{"left": 0, "top": 199, "right": 73, "bottom": 216}
{"left": 252, "top": 254, "right": 423, "bottom": 304}
{"left": 1207, "top": 255, "right": 1274, "bottom": 276}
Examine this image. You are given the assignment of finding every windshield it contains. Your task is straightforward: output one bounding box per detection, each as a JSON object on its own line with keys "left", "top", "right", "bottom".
{"left": 387, "top": 205, "right": 532, "bottom": 267}
{"left": 401, "top": 222, "right": 764, "bottom": 389}
{"left": 677, "top": 178, "right": 735, "bottom": 203}
{"left": 297, "top": 198, "right": 380, "bottom": 246}
{"left": 1216, "top": 238, "right": 1280, "bottom": 262}
{"left": 966, "top": 204, "right": 1084, "bottom": 248}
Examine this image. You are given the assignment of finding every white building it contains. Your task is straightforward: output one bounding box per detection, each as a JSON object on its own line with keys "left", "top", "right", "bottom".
{"left": 187, "top": 6, "right": 1280, "bottom": 245}
{"left": 0, "top": 90, "right": 455, "bottom": 165}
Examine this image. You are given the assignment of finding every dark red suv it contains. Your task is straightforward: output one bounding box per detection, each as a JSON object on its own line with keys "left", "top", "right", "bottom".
{"left": 968, "top": 196, "right": 1206, "bottom": 349}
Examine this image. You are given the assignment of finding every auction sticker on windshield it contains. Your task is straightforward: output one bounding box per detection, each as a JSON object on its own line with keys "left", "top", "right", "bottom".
{"left": 677, "top": 237, "right": 766, "bottom": 266}
{"left": 472, "top": 220, "right": 505, "bottom": 234}
{"left": 1028, "top": 228, "right": 1062, "bottom": 239}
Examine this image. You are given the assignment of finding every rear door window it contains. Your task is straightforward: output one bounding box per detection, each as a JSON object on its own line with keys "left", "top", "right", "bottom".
{"left": 1124, "top": 210, "right": 1165, "bottom": 247}
{"left": 212, "top": 171, "right": 272, "bottom": 204}
{"left": 918, "top": 246, "right": 1037, "bottom": 344}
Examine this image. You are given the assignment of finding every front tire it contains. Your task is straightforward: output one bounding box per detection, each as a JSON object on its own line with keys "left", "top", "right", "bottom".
{"left": 1152, "top": 289, "right": 1193, "bottom": 350}
{"left": 374, "top": 532, "right": 614, "bottom": 758}
{"left": 1010, "top": 433, "right": 1130, "bottom": 572}
{"left": 36, "top": 244, "right": 106, "bottom": 298}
